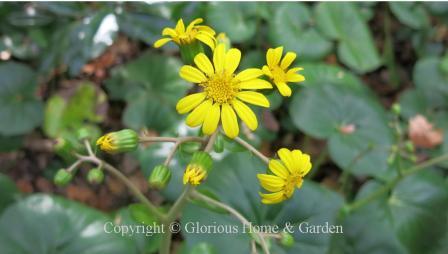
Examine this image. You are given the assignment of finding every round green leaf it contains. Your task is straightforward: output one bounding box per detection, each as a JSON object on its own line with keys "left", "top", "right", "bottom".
{"left": 0, "top": 62, "right": 43, "bottom": 136}
{"left": 389, "top": 2, "right": 429, "bottom": 29}
{"left": 290, "top": 64, "right": 394, "bottom": 179}
{"left": 268, "top": 3, "right": 332, "bottom": 60}
{"left": 315, "top": 2, "right": 381, "bottom": 73}
{"left": 206, "top": 2, "right": 257, "bottom": 43}
{"left": 413, "top": 57, "right": 448, "bottom": 108}
{"left": 335, "top": 170, "right": 448, "bottom": 254}
{"left": 0, "top": 194, "right": 137, "bottom": 254}
{"left": 105, "top": 51, "right": 188, "bottom": 132}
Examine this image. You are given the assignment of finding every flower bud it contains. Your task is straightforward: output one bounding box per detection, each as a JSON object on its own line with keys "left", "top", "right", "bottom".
{"left": 216, "top": 33, "right": 231, "bottom": 50}
{"left": 179, "top": 40, "right": 204, "bottom": 64}
{"left": 96, "top": 129, "right": 139, "bottom": 154}
{"left": 148, "top": 165, "right": 172, "bottom": 189}
{"left": 405, "top": 140, "right": 415, "bottom": 153}
{"left": 54, "top": 137, "right": 76, "bottom": 161}
{"left": 213, "top": 133, "right": 224, "bottom": 153}
{"left": 183, "top": 151, "right": 213, "bottom": 185}
{"left": 87, "top": 168, "right": 104, "bottom": 184}
{"left": 391, "top": 103, "right": 401, "bottom": 115}
{"left": 54, "top": 169, "right": 72, "bottom": 186}
{"left": 280, "top": 232, "right": 295, "bottom": 248}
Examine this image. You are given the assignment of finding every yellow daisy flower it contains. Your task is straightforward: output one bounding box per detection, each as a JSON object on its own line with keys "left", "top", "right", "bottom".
{"left": 176, "top": 43, "right": 273, "bottom": 138}
{"left": 257, "top": 148, "right": 312, "bottom": 204}
{"left": 153, "top": 18, "right": 216, "bottom": 50}
{"left": 262, "top": 47, "right": 305, "bottom": 97}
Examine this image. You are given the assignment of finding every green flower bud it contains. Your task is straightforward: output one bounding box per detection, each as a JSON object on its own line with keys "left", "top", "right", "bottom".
{"left": 96, "top": 129, "right": 139, "bottom": 154}
{"left": 387, "top": 153, "right": 396, "bottom": 165}
{"left": 54, "top": 137, "right": 76, "bottom": 161}
{"left": 54, "top": 169, "right": 72, "bottom": 186}
{"left": 180, "top": 141, "right": 201, "bottom": 154}
{"left": 280, "top": 232, "right": 295, "bottom": 248}
{"left": 87, "top": 168, "right": 104, "bottom": 184}
{"left": 213, "top": 133, "right": 224, "bottom": 153}
{"left": 405, "top": 141, "right": 415, "bottom": 153}
{"left": 183, "top": 151, "right": 213, "bottom": 185}
{"left": 391, "top": 103, "right": 401, "bottom": 115}
{"left": 216, "top": 33, "right": 231, "bottom": 50}
{"left": 148, "top": 165, "right": 172, "bottom": 189}
{"left": 180, "top": 40, "right": 204, "bottom": 64}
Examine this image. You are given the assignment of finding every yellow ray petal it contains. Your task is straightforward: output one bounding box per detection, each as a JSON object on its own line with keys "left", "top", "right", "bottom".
{"left": 202, "top": 103, "right": 221, "bottom": 135}
{"left": 239, "top": 79, "right": 273, "bottom": 90}
{"left": 286, "top": 73, "right": 305, "bottom": 83}
{"left": 291, "top": 150, "right": 312, "bottom": 176}
{"left": 234, "top": 68, "right": 263, "bottom": 81}
{"left": 268, "top": 159, "right": 289, "bottom": 179}
{"left": 275, "top": 82, "right": 292, "bottom": 97}
{"left": 162, "top": 28, "right": 177, "bottom": 37}
{"left": 196, "top": 32, "right": 215, "bottom": 50}
{"left": 196, "top": 25, "right": 216, "bottom": 36}
{"left": 180, "top": 65, "right": 207, "bottom": 83}
{"left": 232, "top": 99, "right": 257, "bottom": 131}
{"left": 280, "top": 52, "right": 296, "bottom": 69}
{"left": 221, "top": 103, "right": 239, "bottom": 138}
{"left": 262, "top": 65, "right": 272, "bottom": 78}
{"left": 194, "top": 53, "right": 214, "bottom": 76}
{"left": 213, "top": 43, "right": 226, "bottom": 73}
{"left": 185, "top": 100, "right": 212, "bottom": 127}
{"left": 175, "top": 19, "right": 185, "bottom": 33}
{"left": 274, "top": 46, "right": 284, "bottom": 64}
{"left": 236, "top": 91, "right": 270, "bottom": 107}
{"left": 278, "top": 148, "right": 295, "bottom": 173}
{"left": 260, "top": 191, "right": 285, "bottom": 204}
{"left": 186, "top": 18, "right": 203, "bottom": 33}
{"left": 153, "top": 38, "right": 172, "bottom": 48}
{"left": 224, "top": 48, "right": 241, "bottom": 74}
{"left": 176, "top": 92, "right": 207, "bottom": 114}
{"left": 257, "top": 174, "right": 285, "bottom": 192}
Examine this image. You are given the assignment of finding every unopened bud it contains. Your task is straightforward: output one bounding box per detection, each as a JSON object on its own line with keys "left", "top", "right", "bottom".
{"left": 148, "top": 165, "right": 172, "bottom": 189}
{"left": 391, "top": 103, "right": 401, "bottom": 115}
{"left": 54, "top": 169, "right": 72, "bottom": 186}
{"left": 280, "top": 232, "right": 295, "bottom": 248}
{"left": 96, "top": 129, "right": 139, "bottom": 154}
{"left": 213, "top": 133, "right": 224, "bottom": 153}
{"left": 87, "top": 168, "right": 104, "bottom": 184}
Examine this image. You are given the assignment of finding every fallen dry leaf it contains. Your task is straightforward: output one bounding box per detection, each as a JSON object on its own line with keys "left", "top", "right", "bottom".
{"left": 339, "top": 124, "right": 356, "bottom": 134}
{"left": 408, "top": 114, "right": 444, "bottom": 148}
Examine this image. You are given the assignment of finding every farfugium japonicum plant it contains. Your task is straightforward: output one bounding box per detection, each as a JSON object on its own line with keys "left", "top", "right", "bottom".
{"left": 56, "top": 17, "right": 310, "bottom": 254}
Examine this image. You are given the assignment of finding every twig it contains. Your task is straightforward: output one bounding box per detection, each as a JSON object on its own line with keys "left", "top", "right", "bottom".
{"left": 191, "top": 190, "right": 271, "bottom": 254}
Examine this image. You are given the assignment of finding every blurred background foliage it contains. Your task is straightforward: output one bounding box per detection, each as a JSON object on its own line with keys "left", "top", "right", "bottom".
{"left": 0, "top": 2, "right": 447, "bottom": 254}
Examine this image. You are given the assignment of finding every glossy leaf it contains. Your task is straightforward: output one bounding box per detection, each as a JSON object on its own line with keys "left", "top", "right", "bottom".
{"left": 268, "top": 3, "right": 332, "bottom": 60}
{"left": 0, "top": 62, "right": 43, "bottom": 136}
{"left": 315, "top": 2, "right": 381, "bottom": 73}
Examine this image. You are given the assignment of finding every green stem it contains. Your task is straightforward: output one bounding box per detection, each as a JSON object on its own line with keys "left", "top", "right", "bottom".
{"left": 346, "top": 153, "right": 448, "bottom": 212}
{"left": 307, "top": 147, "right": 328, "bottom": 179}
{"left": 383, "top": 6, "right": 400, "bottom": 88}
{"left": 191, "top": 191, "right": 270, "bottom": 254}
{"left": 77, "top": 155, "right": 164, "bottom": 221}
{"left": 159, "top": 133, "right": 217, "bottom": 254}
